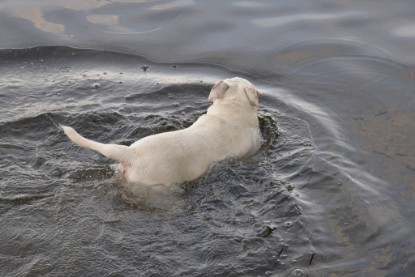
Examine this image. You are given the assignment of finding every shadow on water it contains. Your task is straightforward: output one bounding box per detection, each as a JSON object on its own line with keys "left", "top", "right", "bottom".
{"left": 0, "top": 46, "right": 414, "bottom": 276}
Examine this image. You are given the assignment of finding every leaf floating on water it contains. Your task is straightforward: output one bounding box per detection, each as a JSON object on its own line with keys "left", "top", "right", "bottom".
{"left": 260, "top": 225, "right": 276, "bottom": 237}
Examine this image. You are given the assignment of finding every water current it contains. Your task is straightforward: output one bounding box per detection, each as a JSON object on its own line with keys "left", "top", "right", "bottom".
{"left": 0, "top": 1, "right": 414, "bottom": 276}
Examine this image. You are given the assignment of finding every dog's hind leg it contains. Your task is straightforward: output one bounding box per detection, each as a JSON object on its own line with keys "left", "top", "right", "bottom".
{"left": 61, "top": 126, "right": 135, "bottom": 164}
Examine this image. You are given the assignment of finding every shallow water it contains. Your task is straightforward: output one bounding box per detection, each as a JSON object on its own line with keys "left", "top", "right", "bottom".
{"left": 1, "top": 1, "right": 415, "bottom": 276}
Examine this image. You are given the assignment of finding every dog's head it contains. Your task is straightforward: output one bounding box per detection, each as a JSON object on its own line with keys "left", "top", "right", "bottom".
{"left": 208, "top": 77, "right": 260, "bottom": 108}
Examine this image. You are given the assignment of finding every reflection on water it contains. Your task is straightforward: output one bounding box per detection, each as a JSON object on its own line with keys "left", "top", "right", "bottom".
{"left": 0, "top": 0, "right": 415, "bottom": 275}
{"left": 252, "top": 11, "right": 366, "bottom": 28}
{"left": 0, "top": 0, "right": 109, "bottom": 36}
{"left": 394, "top": 23, "right": 415, "bottom": 38}
{"left": 0, "top": 0, "right": 188, "bottom": 37}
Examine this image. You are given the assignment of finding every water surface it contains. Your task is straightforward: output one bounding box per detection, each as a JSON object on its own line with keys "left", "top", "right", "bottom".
{"left": 0, "top": 1, "right": 414, "bottom": 276}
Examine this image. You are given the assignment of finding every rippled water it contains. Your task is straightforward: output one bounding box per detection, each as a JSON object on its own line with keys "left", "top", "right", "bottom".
{"left": 1, "top": 1, "right": 415, "bottom": 276}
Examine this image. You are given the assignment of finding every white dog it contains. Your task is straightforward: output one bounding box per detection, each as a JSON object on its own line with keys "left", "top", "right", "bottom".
{"left": 62, "top": 77, "right": 261, "bottom": 187}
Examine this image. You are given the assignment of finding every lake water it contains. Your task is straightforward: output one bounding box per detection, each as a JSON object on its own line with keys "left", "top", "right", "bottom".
{"left": 0, "top": 1, "right": 414, "bottom": 276}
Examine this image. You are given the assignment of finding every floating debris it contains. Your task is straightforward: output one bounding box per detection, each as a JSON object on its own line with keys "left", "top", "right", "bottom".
{"left": 260, "top": 225, "right": 276, "bottom": 237}
{"left": 91, "top": 82, "right": 100, "bottom": 89}
{"left": 141, "top": 65, "right": 150, "bottom": 72}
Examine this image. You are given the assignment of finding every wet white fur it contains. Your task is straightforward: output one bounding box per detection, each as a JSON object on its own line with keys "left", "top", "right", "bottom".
{"left": 62, "top": 77, "right": 261, "bottom": 187}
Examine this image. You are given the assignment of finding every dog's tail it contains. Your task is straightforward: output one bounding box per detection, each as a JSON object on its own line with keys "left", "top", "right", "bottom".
{"left": 61, "top": 126, "right": 135, "bottom": 163}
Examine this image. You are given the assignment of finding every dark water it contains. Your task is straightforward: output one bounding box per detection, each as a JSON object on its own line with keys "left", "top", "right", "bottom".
{"left": 1, "top": 1, "right": 414, "bottom": 276}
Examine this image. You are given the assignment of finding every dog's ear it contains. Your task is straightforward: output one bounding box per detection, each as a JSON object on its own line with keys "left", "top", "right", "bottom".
{"left": 208, "top": 80, "right": 229, "bottom": 102}
{"left": 244, "top": 86, "right": 260, "bottom": 107}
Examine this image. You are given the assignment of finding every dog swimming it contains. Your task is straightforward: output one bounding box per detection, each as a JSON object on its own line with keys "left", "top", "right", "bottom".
{"left": 62, "top": 77, "right": 261, "bottom": 191}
